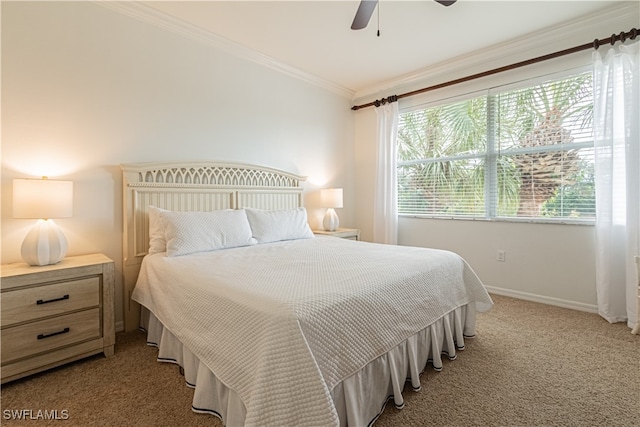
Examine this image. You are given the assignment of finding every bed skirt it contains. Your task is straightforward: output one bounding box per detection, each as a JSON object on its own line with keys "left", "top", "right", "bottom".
{"left": 140, "top": 303, "right": 477, "bottom": 426}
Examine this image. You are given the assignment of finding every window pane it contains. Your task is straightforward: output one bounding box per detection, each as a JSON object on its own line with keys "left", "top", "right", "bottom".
{"left": 495, "top": 72, "right": 594, "bottom": 219}
{"left": 398, "top": 97, "right": 487, "bottom": 161}
{"left": 398, "top": 158, "right": 485, "bottom": 216}
{"left": 496, "top": 74, "right": 593, "bottom": 152}
{"left": 398, "top": 96, "right": 487, "bottom": 217}
{"left": 496, "top": 147, "right": 595, "bottom": 219}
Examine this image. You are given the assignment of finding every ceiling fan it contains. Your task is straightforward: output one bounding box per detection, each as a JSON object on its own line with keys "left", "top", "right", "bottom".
{"left": 351, "top": 0, "right": 456, "bottom": 30}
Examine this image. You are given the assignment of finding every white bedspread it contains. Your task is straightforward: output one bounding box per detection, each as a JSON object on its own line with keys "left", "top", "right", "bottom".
{"left": 132, "top": 237, "right": 493, "bottom": 427}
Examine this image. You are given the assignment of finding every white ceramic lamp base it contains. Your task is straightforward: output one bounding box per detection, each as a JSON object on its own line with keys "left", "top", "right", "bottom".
{"left": 323, "top": 208, "right": 339, "bottom": 232}
{"left": 21, "top": 219, "right": 68, "bottom": 266}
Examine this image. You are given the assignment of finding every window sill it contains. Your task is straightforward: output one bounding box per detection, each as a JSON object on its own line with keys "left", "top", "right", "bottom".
{"left": 398, "top": 214, "right": 595, "bottom": 226}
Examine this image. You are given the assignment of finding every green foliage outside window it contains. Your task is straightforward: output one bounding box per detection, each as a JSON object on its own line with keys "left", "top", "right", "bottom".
{"left": 397, "top": 72, "right": 595, "bottom": 221}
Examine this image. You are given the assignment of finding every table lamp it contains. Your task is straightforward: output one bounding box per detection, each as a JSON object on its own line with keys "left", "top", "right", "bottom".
{"left": 13, "top": 177, "right": 73, "bottom": 266}
{"left": 321, "top": 188, "right": 343, "bottom": 232}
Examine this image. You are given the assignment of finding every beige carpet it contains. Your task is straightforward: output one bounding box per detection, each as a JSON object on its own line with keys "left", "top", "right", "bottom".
{"left": 1, "top": 295, "right": 638, "bottom": 426}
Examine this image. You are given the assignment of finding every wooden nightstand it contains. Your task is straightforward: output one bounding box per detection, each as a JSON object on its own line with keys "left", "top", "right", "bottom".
{"left": 313, "top": 228, "right": 360, "bottom": 241}
{"left": 0, "top": 253, "right": 115, "bottom": 383}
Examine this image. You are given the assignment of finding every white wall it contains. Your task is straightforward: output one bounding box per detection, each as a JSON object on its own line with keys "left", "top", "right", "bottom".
{"left": 354, "top": 3, "right": 638, "bottom": 311}
{"left": 1, "top": 2, "right": 355, "bottom": 329}
{"left": 398, "top": 218, "right": 597, "bottom": 309}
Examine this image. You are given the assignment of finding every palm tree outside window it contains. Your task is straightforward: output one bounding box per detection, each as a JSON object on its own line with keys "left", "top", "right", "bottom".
{"left": 397, "top": 71, "right": 595, "bottom": 223}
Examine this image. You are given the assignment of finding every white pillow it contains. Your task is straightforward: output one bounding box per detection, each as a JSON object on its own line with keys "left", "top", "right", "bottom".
{"left": 148, "top": 206, "right": 168, "bottom": 255}
{"left": 245, "top": 207, "right": 314, "bottom": 244}
{"left": 160, "top": 209, "right": 256, "bottom": 257}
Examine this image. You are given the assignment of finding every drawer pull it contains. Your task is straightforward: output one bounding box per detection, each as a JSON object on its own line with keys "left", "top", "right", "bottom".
{"left": 36, "top": 294, "right": 70, "bottom": 305}
{"left": 37, "top": 327, "right": 70, "bottom": 340}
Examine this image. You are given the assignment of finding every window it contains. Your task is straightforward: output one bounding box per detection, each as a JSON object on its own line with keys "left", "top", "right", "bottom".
{"left": 397, "top": 71, "right": 595, "bottom": 222}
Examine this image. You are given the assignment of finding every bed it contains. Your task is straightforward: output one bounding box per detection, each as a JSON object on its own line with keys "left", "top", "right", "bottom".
{"left": 121, "top": 161, "right": 493, "bottom": 427}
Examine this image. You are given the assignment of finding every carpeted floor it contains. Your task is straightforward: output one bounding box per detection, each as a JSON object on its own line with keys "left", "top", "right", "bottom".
{"left": 1, "top": 294, "right": 638, "bottom": 426}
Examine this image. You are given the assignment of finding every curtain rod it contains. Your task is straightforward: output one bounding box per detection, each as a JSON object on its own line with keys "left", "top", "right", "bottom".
{"left": 351, "top": 27, "right": 638, "bottom": 111}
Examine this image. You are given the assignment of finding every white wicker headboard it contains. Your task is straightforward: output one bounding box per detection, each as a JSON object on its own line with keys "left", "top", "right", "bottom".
{"left": 121, "top": 161, "right": 306, "bottom": 331}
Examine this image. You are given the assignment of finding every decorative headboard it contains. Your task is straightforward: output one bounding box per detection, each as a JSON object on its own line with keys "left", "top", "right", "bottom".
{"left": 121, "top": 161, "right": 306, "bottom": 331}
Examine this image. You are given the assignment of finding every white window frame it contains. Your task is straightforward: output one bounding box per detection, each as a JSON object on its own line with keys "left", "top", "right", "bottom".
{"left": 397, "top": 65, "right": 595, "bottom": 225}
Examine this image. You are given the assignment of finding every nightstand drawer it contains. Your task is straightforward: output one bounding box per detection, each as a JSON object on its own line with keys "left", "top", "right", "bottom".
{"left": 1, "top": 308, "right": 101, "bottom": 364}
{"left": 1, "top": 277, "right": 100, "bottom": 327}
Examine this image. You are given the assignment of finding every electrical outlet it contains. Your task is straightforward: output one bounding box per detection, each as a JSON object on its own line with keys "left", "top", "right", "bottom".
{"left": 496, "top": 250, "right": 506, "bottom": 262}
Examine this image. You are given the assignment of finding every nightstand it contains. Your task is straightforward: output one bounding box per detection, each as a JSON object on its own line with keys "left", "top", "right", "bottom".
{"left": 0, "top": 253, "right": 115, "bottom": 383}
{"left": 313, "top": 228, "right": 360, "bottom": 241}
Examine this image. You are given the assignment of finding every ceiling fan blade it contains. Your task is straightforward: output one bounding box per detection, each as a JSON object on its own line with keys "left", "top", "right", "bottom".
{"left": 435, "top": 0, "right": 457, "bottom": 6}
{"left": 351, "top": 0, "right": 378, "bottom": 30}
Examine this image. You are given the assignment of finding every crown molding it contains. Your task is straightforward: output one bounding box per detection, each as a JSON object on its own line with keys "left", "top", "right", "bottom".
{"left": 353, "top": 1, "right": 639, "bottom": 103}
{"left": 95, "top": 1, "right": 355, "bottom": 99}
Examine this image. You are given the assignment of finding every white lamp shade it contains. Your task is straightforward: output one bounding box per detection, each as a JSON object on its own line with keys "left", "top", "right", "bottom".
{"left": 13, "top": 178, "right": 73, "bottom": 219}
{"left": 320, "top": 188, "right": 343, "bottom": 208}
{"left": 13, "top": 178, "right": 73, "bottom": 266}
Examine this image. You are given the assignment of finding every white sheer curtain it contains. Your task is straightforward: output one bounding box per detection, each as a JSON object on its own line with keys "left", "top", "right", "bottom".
{"left": 593, "top": 41, "right": 640, "bottom": 328}
{"left": 373, "top": 102, "right": 399, "bottom": 245}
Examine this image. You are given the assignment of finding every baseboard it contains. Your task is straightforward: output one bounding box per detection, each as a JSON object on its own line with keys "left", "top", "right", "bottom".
{"left": 485, "top": 286, "right": 598, "bottom": 314}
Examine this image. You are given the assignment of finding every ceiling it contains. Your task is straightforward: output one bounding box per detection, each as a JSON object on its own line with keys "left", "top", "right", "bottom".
{"left": 140, "top": 1, "right": 618, "bottom": 96}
